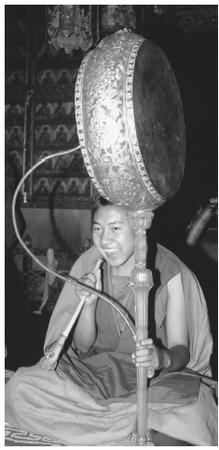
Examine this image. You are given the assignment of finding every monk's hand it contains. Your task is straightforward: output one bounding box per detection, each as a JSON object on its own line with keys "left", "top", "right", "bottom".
{"left": 132, "top": 338, "right": 163, "bottom": 376}
{"left": 39, "top": 337, "right": 65, "bottom": 371}
{"left": 75, "top": 269, "right": 102, "bottom": 305}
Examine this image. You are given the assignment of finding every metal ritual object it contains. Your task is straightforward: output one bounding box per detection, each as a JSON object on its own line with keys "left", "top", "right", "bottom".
{"left": 75, "top": 29, "right": 186, "bottom": 445}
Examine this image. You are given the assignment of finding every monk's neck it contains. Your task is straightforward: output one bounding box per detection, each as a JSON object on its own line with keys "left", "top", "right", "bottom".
{"left": 112, "top": 254, "right": 135, "bottom": 277}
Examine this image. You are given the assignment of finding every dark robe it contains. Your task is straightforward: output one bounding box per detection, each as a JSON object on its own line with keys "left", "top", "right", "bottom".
{"left": 5, "top": 244, "right": 217, "bottom": 445}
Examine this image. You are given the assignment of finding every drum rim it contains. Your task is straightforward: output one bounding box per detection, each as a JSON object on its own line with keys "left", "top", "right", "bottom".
{"left": 75, "top": 30, "right": 183, "bottom": 209}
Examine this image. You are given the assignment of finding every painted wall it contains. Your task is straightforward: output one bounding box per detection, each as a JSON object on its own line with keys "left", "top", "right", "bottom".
{"left": 21, "top": 208, "right": 92, "bottom": 251}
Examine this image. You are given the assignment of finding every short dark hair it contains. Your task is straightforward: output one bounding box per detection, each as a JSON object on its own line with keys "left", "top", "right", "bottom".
{"left": 91, "top": 197, "right": 113, "bottom": 222}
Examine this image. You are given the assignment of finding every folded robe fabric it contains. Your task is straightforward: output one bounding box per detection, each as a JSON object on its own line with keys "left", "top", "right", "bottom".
{"left": 5, "top": 244, "right": 218, "bottom": 445}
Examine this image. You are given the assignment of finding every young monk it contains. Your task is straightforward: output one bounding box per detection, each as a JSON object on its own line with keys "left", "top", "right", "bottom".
{"left": 5, "top": 198, "right": 217, "bottom": 446}
{"left": 75, "top": 199, "right": 189, "bottom": 373}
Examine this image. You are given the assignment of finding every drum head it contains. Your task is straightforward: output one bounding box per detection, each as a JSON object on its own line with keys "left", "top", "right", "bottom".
{"left": 75, "top": 29, "right": 186, "bottom": 211}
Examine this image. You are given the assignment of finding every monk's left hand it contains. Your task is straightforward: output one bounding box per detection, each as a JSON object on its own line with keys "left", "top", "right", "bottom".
{"left": 132, "top": 338, "right": 161, "bottom": 371}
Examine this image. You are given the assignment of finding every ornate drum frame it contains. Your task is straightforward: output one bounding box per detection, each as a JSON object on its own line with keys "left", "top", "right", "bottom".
{"left": 75, "top": 29, "right": 186, "bottom": 211}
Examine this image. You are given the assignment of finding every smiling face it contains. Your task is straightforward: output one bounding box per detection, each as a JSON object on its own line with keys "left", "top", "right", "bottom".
{"left": 92, "top": 204, "right": 135, "bottom": 275}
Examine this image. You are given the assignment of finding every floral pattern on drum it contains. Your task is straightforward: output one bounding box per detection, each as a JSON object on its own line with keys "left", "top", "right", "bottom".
{"left": 75, "top": 29, "right": 165, "bottom": 211}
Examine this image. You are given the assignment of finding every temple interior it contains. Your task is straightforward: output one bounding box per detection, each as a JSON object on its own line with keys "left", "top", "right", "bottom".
{"left": 5, "top": 4, "right": 217, "bottom": 383}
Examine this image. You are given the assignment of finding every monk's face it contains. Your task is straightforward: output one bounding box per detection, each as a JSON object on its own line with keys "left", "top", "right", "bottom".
{"left": 92, "top": 205, "right": 134, "bottom": 273}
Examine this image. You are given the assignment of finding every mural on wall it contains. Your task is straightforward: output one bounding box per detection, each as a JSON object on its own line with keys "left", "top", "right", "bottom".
{"left": 5, "top": 6, "right": 95, "bottom": 208}
{"left": 31, "top": 60, "right": 92, "bottom": 207}
{"left": 6, "top": 5, "right": 139, "bottom": 209}
{"left": 5, "top": 16, "right": 26, "bottom": 184}
{"left": 5, "top": 5, "right": 217, "bottom": 315}
{"left": 100, "top": 5, "right": 136, "bottom": 34}
{"left": 47, "top": 5, "right": 94, "bottom": 53}
{"left": 5, "top": 5, "right": 217, "bottom": 209}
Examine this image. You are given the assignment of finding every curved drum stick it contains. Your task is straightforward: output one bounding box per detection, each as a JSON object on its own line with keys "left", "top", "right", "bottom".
{"left": 40, "top": 258, "right": 104, "bottom": 371}
{"left": 61, "top": 257, "right": 104, "bottom": 339}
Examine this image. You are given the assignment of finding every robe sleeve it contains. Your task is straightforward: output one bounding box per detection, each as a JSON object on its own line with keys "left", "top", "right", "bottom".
{"left": 154, "top": 244, "right": 213, "bottom": 376}
{"left": 44, "top": 245, "right": 101, "bottom": 349}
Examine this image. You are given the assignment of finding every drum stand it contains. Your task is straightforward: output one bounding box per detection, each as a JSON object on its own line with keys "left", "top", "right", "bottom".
{"left": 129, "top": 210, "right": 154, "bottom": 446}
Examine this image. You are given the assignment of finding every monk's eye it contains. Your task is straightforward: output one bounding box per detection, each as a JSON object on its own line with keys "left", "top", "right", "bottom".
{"left": 92, "top": 226, "right": 102, "bottom": 233}
{"left": 112, "top": 226, "right": 121, "bottom": 231}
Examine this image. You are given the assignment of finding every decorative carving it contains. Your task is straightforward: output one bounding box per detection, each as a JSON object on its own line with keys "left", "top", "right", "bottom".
{"left": 35, "top": 125, "right": 52, "bottom": 147}
{"left": 53, "top": 125, "right": 69, "bottom": 146}
{"left": 36, "top": 69, "right": 76, "bottom": 85}
{"left": 6, "top": 5, "right": 215, "bottom": 210}
{"left": 57, "top": 69, "right": 72, "bottom": 85}
{"left": 53, "top": 102, "right": 74, "bottom": 122}
{"left": 75, "top": 29, "right": 165, "bottom": 211}
{"left": 7, "top": 125, "right": 24, "bottom": 148}
{"left": 33, "top": 177, "right": 91, "bottom": 198}
{"left": 34, "top": 84, "right": 76, "bottom": 103}
{"left": 34, "top": 124, "right": 77, "bottom": 148}
{"left": 8, "top": 150, "right": 23, "bottom": 175}
{"left": 101, "top": 5, "right": 136, "bottom": 35}
{"left": 6, "top": 104, "right": 24, "bottom": 124}
{"left": 5, "top": 6, "right": 95, "bottom": 208}
{"left": 35, "top": 103, "right": 54, "bottom": 122}
{"left": 7, "top": 71, "right": 25, "bottom": 86}
{"left": 47, "top": 5, "right": 93, "bottom": 53}
{"left": 34, "top": 149, "right": 85, "bottom": 176}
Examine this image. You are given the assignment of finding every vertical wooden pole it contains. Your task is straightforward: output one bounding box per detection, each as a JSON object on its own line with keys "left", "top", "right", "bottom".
{"left": 129, "top": 209, "right": 154, "bottom": 446}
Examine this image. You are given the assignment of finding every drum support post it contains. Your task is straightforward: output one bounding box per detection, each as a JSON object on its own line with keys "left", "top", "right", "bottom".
{"left": 129, "top": 210, "right": 154, "bottom": 446}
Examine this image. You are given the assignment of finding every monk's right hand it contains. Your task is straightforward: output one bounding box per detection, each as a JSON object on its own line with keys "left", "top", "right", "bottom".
{"left": 75, "top": 268, "right": 102, "bottom": 305}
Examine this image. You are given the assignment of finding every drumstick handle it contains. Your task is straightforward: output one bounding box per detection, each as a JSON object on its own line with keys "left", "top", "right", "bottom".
{"left": 61, "top": 296, "right": 86, "bottom": 338}
{"left": 40, "top": 258, "right": 104, "bottom": 371}
{"left": 61, "top": 257, "right": 103, "bottom": 340}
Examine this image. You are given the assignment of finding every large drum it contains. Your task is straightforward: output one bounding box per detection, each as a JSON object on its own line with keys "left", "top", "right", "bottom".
{"left": 75, "top": 29, "right": 186, "bottom": 211}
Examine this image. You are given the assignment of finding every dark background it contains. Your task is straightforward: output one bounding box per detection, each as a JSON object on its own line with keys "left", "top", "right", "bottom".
{"left": 5, "top": 5, "right": 218, "bottom": 377}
